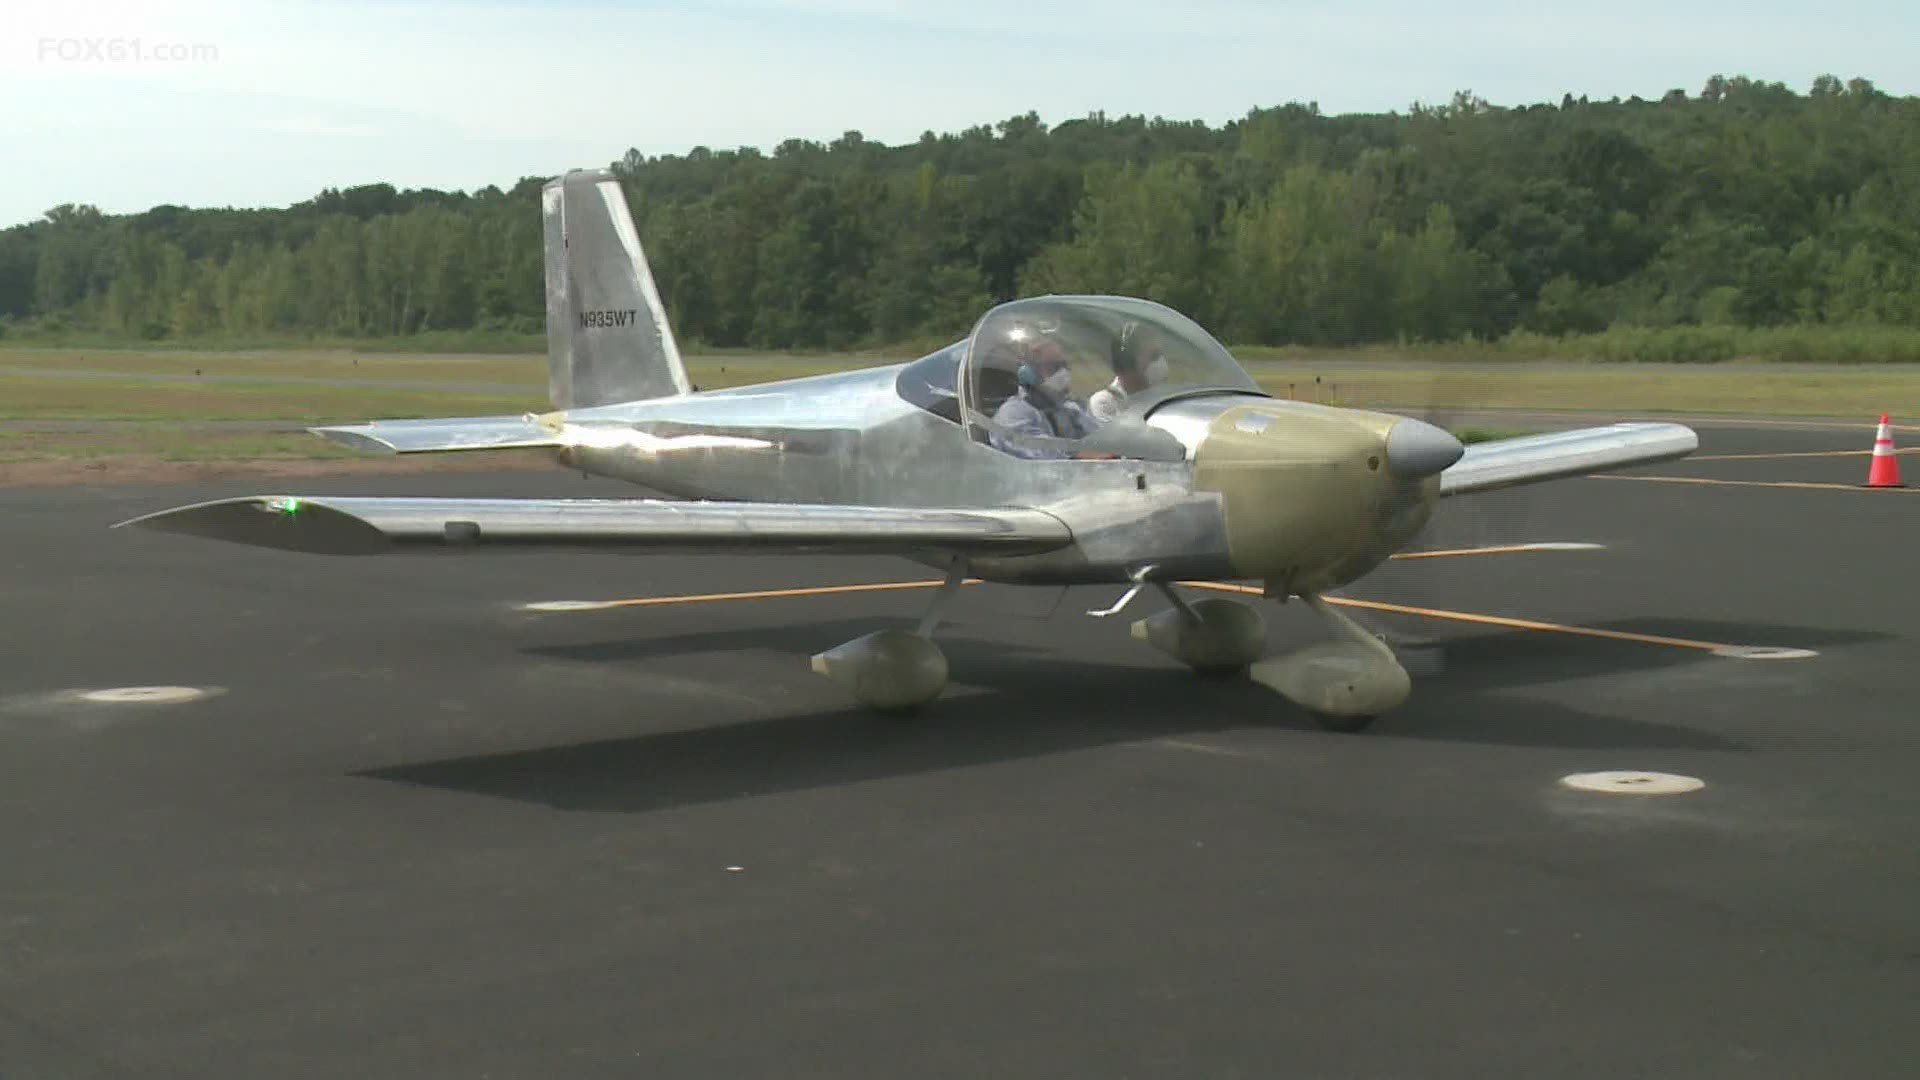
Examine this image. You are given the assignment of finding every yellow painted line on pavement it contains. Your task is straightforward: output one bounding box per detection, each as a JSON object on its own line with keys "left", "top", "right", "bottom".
{"left": 1594, "top": 474, "right": 1920, "bottom": 494}
{"left": 1602, "top": 415, "right": 1918, "bottom": 434}
{"left": 526, "top": 573, "right": 1812, "bottom": 659}
{"left": 1180, "top": 582, "right": 1812, "bottom": 658}
{"left": 1689, "top": 447, "right": 1920, "bottom": 461}
{"left": 523, "top": 579, "right": 980, "bottom": 612}
{"left": 1389, "top": 542, "right": 1602, "bottom": 560}
{"left": 524, "top": 545, "right": 1594, "bottom": 610}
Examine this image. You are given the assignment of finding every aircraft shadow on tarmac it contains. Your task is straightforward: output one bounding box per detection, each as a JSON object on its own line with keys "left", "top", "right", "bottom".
{"left": 354, "top": 615, "right": 1880, "bottom": 814}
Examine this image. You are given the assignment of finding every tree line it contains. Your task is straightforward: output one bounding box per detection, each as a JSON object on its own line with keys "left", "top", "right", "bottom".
{"left": 3, "top": 74, "right": 1917, "bottom": 352}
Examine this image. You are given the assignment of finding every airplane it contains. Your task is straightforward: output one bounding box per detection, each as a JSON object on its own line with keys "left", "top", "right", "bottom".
{"left": 119, "top": 169, "right": 1698, "bottom": 732}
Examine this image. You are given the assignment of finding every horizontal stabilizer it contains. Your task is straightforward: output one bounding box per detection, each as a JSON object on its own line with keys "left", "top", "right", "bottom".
{"left": 115, "top": 496, "right": 1072, "bottom": 557}
{"left": 310, "top": 416, "right": 562, "bottom": 455}
{"left": 1440, "top": 422, "right": 1698, "bottom": 496}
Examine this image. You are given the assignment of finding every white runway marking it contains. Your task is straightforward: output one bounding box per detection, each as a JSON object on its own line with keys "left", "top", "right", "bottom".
{"left": 521, "top": 600, "right": 620, "bottom": 612}
{"left": 78, "top": 686, "right": 218, "bottom": 705}
{"left": 1710, "top": 646, "right": 1820, "bottom": 660}
{"left": 1559, "top": 771, "right": 1704, "bottom": 796}
{"left": 1, "top": 686, "right": 226, "bottom": 730}
{"left": 1155, "top": 738, "right": 1255, "bottom": 759}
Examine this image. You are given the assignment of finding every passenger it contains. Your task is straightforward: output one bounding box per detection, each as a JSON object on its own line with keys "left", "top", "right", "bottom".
{"left": 1088, "top": 323, "right": 1172, "bottom": 423}
{"left": 989, "top": 343, "right": 1113, "bottom": 460}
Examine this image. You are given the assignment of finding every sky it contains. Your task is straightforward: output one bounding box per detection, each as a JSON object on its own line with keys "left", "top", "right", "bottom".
{"left": 1, "top": 0, "right": 1912, "bottom": 227}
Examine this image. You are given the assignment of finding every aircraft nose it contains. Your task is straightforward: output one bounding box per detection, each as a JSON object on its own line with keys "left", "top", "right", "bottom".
{"left": 1384, "top": 417, "right": 1465, "bottom": 479}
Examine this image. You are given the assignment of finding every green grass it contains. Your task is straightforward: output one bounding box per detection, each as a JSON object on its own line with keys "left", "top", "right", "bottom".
{"left": 1237, "top": 324, "right": 1920, "bottom": 366}
{"left": 1507, "top": 324, "right": 1920, "bottom": 365}
{"left": 0, "top": 347, "right": 549, "bottom": 386}
{"left": 0, "top": 328, "right": 550, "bottom": 355}
{"left": 0, "top": 347, "right": 867, "bottom": 393}
{"left": 0, "top": 371, "right": 542, "bottom": 422}
{"left": 4, "top": 342, "right": 1919, "bottom": 464}
{"left": 1248, "top": 366, "right": 1920, "bottom": 418}
{"left": 8, "top": 352, "right": 1918, "bottom": 424}
{"left": 1451, "top": 427, "right": 1536, "bottom": 445}
{"left": 12, "top": 320, "right": 1920, "bottom": 365}
{"left": 0, "top": 430, "right": 361, "bottom": 463}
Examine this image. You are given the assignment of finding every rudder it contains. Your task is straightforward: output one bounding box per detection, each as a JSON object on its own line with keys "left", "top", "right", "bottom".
{"left": 542, "top": 169, "right": 692, "bottom": 409}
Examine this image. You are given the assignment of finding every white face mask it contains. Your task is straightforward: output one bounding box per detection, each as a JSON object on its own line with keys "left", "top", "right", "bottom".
{"left": 1042, "top": 368, "right": 1073, "bottom": 396}
{"left": 1144, "top": 356, "right": 1171, "bottom": 385}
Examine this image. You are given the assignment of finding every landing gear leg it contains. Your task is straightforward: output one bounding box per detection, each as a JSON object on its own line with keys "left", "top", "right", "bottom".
{"left": 1250, "top": 592, "right": 1411, "bottom": 732}
{"left": 811, "top": 558, "right": 963, "bottom": 712}
{"left": 915, "top": 557, "right": 968, "bottom": 638}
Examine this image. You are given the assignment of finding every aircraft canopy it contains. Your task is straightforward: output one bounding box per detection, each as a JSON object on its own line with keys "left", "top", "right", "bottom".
{"left": 960, "top": 296, "right": 1259, "bottom": 457}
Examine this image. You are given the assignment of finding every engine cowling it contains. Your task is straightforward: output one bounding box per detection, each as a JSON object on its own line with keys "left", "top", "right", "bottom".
{"left": 1174, "top": 400, "right": 1458, "bottom": 593}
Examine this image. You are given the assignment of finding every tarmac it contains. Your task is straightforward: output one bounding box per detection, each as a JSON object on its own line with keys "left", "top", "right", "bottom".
{"left": 2, "top": 420, "right": 1917, "bottom": 1078}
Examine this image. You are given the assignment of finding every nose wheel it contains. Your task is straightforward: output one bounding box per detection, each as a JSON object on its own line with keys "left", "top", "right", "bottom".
{"left": 1308, "top": 711, "right": 1378, "bottom": 734}
{"left": 1128, "top": 585, "right": 1408, "bottom": 731}
{"left": 1250, "top": 593, "right": 1410, "bottom": 731}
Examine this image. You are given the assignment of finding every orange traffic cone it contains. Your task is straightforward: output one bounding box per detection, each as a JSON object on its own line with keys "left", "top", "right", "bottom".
{"left": 1866, "top": 413, "right": 1904, "bottom": 488}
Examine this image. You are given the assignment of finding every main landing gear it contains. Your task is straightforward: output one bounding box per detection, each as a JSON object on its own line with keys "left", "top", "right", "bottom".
{"left": 808, "top": 564, "right": 1412, "bottom": 731}
{"left": 809, "top": 559, "right": 965, "bottom": 712}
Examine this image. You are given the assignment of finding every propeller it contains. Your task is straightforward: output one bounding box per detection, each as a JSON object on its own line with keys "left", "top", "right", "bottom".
{"left": 1347, "top": 370, "right": 1547, "bottom": 671}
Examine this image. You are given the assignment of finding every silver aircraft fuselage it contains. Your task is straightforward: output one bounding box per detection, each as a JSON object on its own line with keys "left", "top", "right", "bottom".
{"left": 547, "top": 357, "right": 1434, "bottom": 589}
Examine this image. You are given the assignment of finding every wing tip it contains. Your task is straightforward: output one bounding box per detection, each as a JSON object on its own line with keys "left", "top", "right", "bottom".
{"left": 309, "top": 426, "right": 399, "bottom": 455}
{"left": 114, "top": 496, "right": 390, "bottom": 555}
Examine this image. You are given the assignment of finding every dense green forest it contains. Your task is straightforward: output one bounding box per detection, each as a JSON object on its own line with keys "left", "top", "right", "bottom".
{"left": 4, "top": 74, "right": 1919, "bottom": 356}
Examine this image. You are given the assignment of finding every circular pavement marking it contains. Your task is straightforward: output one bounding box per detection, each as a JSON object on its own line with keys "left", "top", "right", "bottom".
{"left": 1560, "top": 770, "right": 1704, "bottom": 796}
{"left": 78, "top": 686, "right": 217, "bottom": 705}
{"left": 1711, "top": 645, "right": 1819, "bottom": 660}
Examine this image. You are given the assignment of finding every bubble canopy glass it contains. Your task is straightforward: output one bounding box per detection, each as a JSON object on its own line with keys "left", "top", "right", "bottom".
{"left": 959, "top": 296, "right": 1260, "bottom": 452}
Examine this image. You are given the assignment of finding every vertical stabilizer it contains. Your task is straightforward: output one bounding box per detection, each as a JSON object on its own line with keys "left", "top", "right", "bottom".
{"left": 542, "top": 169, "right": 692, "bottom": 409}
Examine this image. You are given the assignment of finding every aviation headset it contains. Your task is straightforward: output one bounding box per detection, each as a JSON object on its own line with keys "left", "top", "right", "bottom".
{"left": 1015, "top": 339, "right": 1069, "bottom": 390}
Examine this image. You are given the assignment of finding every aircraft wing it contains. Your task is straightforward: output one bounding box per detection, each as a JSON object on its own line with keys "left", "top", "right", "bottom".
{"left": 1439, "top": 422, "right": 1697, "bottom": 496}
{"left": 309, "top": 416, "right": 561, "bottom": 454}
{"left": 115, "top": 496, "right": 1071, "bottom": 557}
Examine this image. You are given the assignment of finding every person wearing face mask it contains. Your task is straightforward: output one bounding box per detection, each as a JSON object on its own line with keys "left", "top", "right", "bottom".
{"left": 989, "top": 342, "right": 1112, "bottom": 459}
{"left": 1089, "top": 322, "right": 1172, "bottom": 423}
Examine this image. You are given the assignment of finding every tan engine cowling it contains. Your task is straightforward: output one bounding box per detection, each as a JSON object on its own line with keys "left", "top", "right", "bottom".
{"left": 1189, "top": 401, "right": 1455, "bottom": 593}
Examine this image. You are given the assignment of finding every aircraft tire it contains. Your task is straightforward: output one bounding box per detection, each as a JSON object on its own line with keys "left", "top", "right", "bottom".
{"left": 1313, "top": 712, "right": 1376, "bottom": 734}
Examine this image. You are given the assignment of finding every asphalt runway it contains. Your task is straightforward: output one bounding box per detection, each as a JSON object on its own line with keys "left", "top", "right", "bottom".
{"left": 3, "top": 421, "right": 1917, "bottom": 1078}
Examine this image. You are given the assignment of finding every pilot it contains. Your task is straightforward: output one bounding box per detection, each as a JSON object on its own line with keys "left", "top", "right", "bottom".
{"left": 989, "top": 343, "right": 1112, "bottom": 460}
{"left": 1088, "top": 323, "right": 1172, "bottom": 423}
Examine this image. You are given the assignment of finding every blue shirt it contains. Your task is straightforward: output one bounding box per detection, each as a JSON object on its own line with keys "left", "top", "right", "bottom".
{"left": 990, "top": 390, "right": 1096, "bottom": 459}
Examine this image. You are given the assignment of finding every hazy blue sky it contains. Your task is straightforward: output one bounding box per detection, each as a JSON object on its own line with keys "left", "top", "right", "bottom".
{"left": 2, "top": 0, "right": 1911, "bottom": 227}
